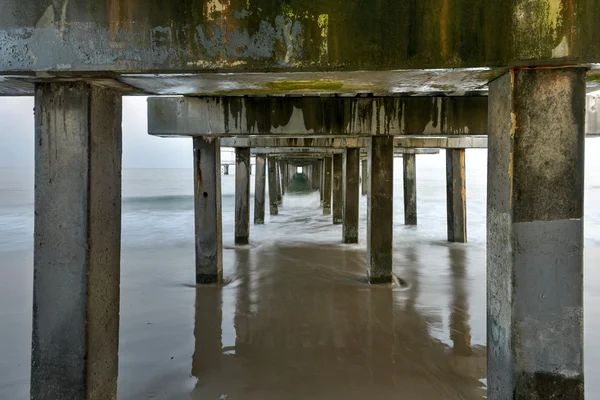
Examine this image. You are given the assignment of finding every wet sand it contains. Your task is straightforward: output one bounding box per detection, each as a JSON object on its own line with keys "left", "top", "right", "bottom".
{"left": 2, "top": 183, "right": 600, "bottom": 398}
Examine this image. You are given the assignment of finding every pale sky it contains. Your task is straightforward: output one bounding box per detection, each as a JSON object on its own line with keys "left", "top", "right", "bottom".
{"left": 1, "top": 96, "right": 599, "bottom": 173}
{"left": 0, "top": 96, "right": 193, "bottom": 169}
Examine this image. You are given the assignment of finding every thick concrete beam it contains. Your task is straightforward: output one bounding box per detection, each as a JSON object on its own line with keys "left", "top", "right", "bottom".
{"left": 323, "top": 156, "right": 333, "bottom": 215}
{"left": 487, "top": 68, "right": 585, "bottom": 399}
{"left": 223, "top": 136, "right": 489, "bottom": 148}
{"left": 1, "top": 1, "right": 598, "bottom": 74}
{"left": 403, "top": 154, "right": 417, "bottom": 225}
{"left": 254, "top": 155, "right": 266, "bottom": 224}
{"left": 32, "top": 82, "right": 122, "bottom": 400}
{"left": 343, "top": 148, "right": 360, "bottom": 243}
{"left": 267, "top": 157, "right": 278, "bottom": 215}
{"left": 235, "top": 147, "right": 250, "bottom": 245}
{"left": 446, "top": 149, "right": 467, "bottom": 242}
{"left": 193, "top": 137, "right": 223, "bottom": 284}
{"left": 332, "top": 154, "right": 343, "bottom": 224}
{"left": 148, "top": 96, "right": 487, "bottom": 136}
{"left": 367, "top": 136, "right": 394, "bottom": 284}
{"left": 361, "top": 159, "right": 368, "bottom": 196}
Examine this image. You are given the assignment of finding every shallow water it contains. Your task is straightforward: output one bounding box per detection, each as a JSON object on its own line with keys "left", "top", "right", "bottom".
{"left": 1, "top": 145, "right": 600, "bottom": 398}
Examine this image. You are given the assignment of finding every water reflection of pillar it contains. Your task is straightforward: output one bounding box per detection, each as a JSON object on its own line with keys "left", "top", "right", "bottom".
{"left": 234, "top": 249, "right": 251, "bottom": 348}
{"left": 191, "top": 286, "right": 223, "bottom": 385}
{"left": 449, "top": 247, "right": 471, "bottom": 356}
{"left": 369, "top": 286, "right": 395, "bottom": 387}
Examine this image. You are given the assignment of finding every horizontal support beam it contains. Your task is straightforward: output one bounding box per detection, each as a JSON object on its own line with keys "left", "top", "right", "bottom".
{"left": 221, "top": 136, "right": 487, "bottom": 148}
{"left": 148, "top": 96, "right": 487, "bottom": 136}
{"left": 251, "top": 147, "right": 344, "bottom": 155}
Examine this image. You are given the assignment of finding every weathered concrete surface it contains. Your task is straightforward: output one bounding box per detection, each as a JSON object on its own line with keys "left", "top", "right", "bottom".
{"left": 332, "top": 154, "right": 343, "bottom": 225}
{"left": 235, "top": 147, "right": 250, "bottom": 244}
{"left": 223, "top": 136, "right": 488, "bottom": 148}
{"left": 323, "top": 156, "right": 332, "bottom": 215}
{"left": 343, "top": 148, "right": 360, "bottom": 243}
{"left": 487, "top": 68, "right": 585, "bottom": 399}
{"left": 251, "top": 147, "right": 344, "bottom": 154}
{"left": 367, "top": 136, "right": 394, "bottom": 284}
{"left": 254, "top": 154, "right": 266, "bottom": 224}
{"left": 32, "top": 82, "right": 121, "bottom": 400}
{"left": 268, "top": 157, "right": 278, "bottom": 215}
{"left": 148, "top": 96, "right": 487, "bottom": 136}
{"left": 403, "top": 154, "right": 417, "bottom": 225}
{"left": 320, "top": 159, "right": 325, "bottom": 203}
{"left": 194, "top": 137, "right": 223, "bottom": 284}
{"left": 446, "top": 149, "right": 467, "bottom": 242}
{"left": 1, "top": 1, "right": 599, "bottom": 75}
{"left": 361, "top": 159, "right": 368, "bottom": 196}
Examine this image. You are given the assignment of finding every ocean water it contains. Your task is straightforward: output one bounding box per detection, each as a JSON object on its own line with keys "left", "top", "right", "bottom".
{"left": 1, "top": 143, "right": 600, "bottom": 399}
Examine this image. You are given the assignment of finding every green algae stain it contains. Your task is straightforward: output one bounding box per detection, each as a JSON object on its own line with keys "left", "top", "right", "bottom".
{"left": 430, "top": 84, "right": 457, "bottom": 91}
{"left": 267, "top": 80, "right": 344, "bottom": 91}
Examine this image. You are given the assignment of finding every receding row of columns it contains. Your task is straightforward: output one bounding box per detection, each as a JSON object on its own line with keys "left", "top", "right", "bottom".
{"left": 30, "top": 67, "right": 585, "bottom": 399}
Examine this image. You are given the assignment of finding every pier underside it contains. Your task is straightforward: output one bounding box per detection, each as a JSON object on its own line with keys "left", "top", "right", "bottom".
{"left": 1, "top": 1, "right": 595, "bottom": 399}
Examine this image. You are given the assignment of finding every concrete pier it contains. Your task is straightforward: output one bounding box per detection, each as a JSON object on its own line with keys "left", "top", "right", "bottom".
{"left": 268, "top": 157, "right": 278, "bottom": 216}
{"left": 403, "top": 154, "right": 417, "bottom": 225}
{"left": 275, "top": 160, "right": 283, "bottom": 205}
{"left": 320, "top": 159, "right": 325, "bottom": 204}
{"left": 235, "top": 147, "right": 251, "bottom": 245}
{"left": 194, "top": 137, "right": 223, "bottom": 284}
{"left": 487, "top": 68, "right": 585, "bottom": 399}
{"left": 343, "top": 148, "right": 360, "bottom": 243}
{"left": 446, "top": 149, "right": 467, "bottom": 242}
{"left": 32, "top": 82, "right": 122, "bottom": 400}
{"left": 332, "top": 154, "right": 343, "bottom": 224}
{"left": 361, "top": 158, "right": 368, "bottom": 196}
{"left": 254, "top": 155, "right": 266, "bottom": 224}
{"left": 323, "top": 156, "right": 332, "bottom": 215}
{"left": 367, "top": 136, "right": 394, "bottom": 284}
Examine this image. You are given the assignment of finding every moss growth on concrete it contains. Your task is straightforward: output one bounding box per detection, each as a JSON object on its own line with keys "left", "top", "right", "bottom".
{"left": 430, "top": 84, "right": 457, "bottom": 91}
{"left": 267, "top": 80, "right": 344, "bottom": 91}
{"left": 476, "top": 70, "right": 506, "bottom": 83}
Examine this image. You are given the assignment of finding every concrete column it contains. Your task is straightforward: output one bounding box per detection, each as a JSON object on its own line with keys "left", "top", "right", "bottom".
{"left": 315, "top": 162, "right": 321, "bottom": 192}
{"left": 320, "top": 159, "right": 324, "bottom": 204}
{"left": 361, "top": 158, "right": 368, "bottom": 196}
{"left": 446, "top": 149, "right": 467, "bottom": 242}
{"left": 487, "top": 67, "right": 585, "bottom": 399}
{"left": 367, "top": 136, "right": 394, "bottom": 284}
{"left": 323, "top": 156, "right": 332, "bottom": 215}
{"left": 223, "top": 164, "right": 229, "bottom": 175}
{"left": 275, "top": 160, "right": 282, "bottom": 204}
{"left": 32, "top": 82, "right": 122, "bottom": 399}
{"left": 403, "top": 153, "right": 417, "bottom": 225}
{"left": 254, "top": 154, "right": 266, "bottom": 224}
{"left": 268, "top": 157, "right": 278, "bottom": 215}
{"left": 332, "top": 153, "right": 343, "bottom": 224}
{"left": 279, "top": 162, "right": 286, "bottom": 196}
{"left": 343, "top": 148, "right": 360, "bottom": 243}
{"left": 193, "top": 137, "right": 223, "bottom": 284}
{"left": 235, "top": 147, "right": 250, "bottom": 245}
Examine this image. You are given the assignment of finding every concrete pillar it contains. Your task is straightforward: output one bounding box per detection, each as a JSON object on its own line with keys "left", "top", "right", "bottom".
{"left": 193, "top": 137, "right": 223, "bottom": 284}
{"left": 361, "top": 158, "right": 368, "bottom": 196}
{"left": 367, "top": 136, "right": 394, "bottom": 284}
{"left": 254, "top": 154, "right": 266, "bottom": 224}
{"left": 323, "top": 156, "right": 332, "bottom": 215}
{"left": 487, "top": 67, "right": 585, "bottom": 399}
{"left": 279, "top": 162, "right": 286, "bottom": 196}
{"left": 32, "top": 82, "right": 122, "bottom": 399}
{"left": 320, "top": 159, "right": 324, "bottom": 203}
{"left": 235, "top": 147, "right": 250, "bottom": 245}
{"left": 446, "top": 149, "right": 467, "bottom": 242}
{"left": 275, "top": 160, "right": 282, "bottom": 204}
{"left": 315, "top": 162, "right": 321, "bottom": 192}
{"left": 332, "top": 153, "right": 343, "bottom": 224}
{"left": 223, "top": 164, "right": 229, "bottom": 175}
{"left": 268, "top": 157, "right": 278, "bottom": 215}
{"left": 403, "top": 153, "right": 417, "bottom": 225}
{"left": 343, "top": 148, "right": 360, "bottom": 243}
